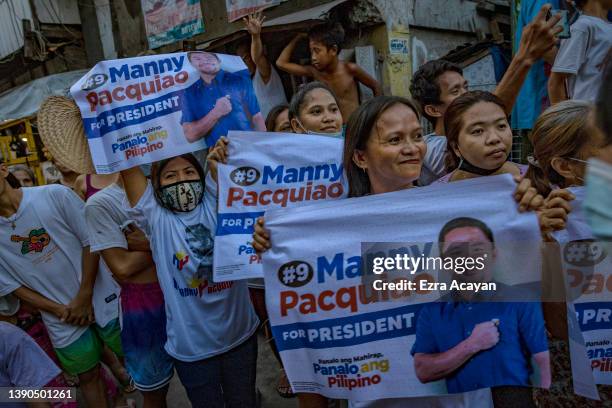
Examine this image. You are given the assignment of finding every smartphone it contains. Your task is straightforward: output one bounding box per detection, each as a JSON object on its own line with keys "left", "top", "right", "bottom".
{"left": 547, "top": 9, "right": 571, "bottom": 39}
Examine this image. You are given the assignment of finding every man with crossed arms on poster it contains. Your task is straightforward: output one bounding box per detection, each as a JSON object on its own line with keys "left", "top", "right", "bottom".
{"left": 411, "top": 217, "right": 550, "bottom": 400}
{"left": 181, "top": 51, "right": 266, "bottom": 146}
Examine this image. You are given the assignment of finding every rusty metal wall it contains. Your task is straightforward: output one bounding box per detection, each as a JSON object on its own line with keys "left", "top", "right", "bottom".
{"left": 33, "top": 0, "right": 81, "bottom": 25}
{"left": 0, "top": 0, "right": 32, "bottom": 59}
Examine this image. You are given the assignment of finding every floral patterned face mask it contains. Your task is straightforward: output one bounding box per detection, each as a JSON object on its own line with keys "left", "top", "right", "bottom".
{"left": 160, "top": 180, "right": 204, "bottom": 212}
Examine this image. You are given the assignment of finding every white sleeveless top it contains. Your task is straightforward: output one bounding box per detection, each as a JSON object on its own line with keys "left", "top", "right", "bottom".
{"left": 252, "top": 65, "right": 288, "bottom": 120}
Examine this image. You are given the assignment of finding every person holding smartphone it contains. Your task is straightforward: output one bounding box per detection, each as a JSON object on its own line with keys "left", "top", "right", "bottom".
{"left": 549, "top": 0, "right": 612, "bottom": 103}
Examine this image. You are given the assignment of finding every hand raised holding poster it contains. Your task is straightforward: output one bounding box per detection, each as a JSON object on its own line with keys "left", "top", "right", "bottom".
{"left": 70, "top": 52, "right": 263, "bottom": 174}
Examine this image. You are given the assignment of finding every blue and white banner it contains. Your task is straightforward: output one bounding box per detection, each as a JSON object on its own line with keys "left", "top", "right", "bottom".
{"left": 263, "top": 175, "right": 545, "bottom": 399}
{"left": 213, "top": 131, "right": 346, "bottom": 282}
{"left": 554, "top": 187, "right": 612, "bottom": 398}
{"left": 71, "top": 52, "right": 260, "bottom": 173}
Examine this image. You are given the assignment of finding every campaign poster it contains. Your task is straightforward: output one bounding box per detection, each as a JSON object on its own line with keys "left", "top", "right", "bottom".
{"left": 554, "top": 187, "right": 612, "bottom": 397}
{"left": 263, "top": 175, "right": 547, "bottom": 400}
{"left": 71, "top": 52, "right": 265, "bottom": 173}
{"left": 214, "top": 131, "right": 346, "bottom": 282}
{"left": 141, "top": 0, "right": 205, "bottom": 49}
{"left": 225, "top": 0, "right": 280, "bottom": 22}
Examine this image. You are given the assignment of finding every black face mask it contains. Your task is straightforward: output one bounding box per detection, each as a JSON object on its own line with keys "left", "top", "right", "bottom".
{"left": 457, "top": 148, "right": 507, "bottom": 176}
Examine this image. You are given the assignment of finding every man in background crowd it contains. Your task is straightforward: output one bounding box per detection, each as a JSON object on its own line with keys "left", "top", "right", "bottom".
{"left": 410, "top": 4, "right": 565, "bottom": 186}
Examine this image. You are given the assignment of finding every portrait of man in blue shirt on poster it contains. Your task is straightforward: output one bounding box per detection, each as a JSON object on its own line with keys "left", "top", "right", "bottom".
{"left": 181, "top": 51, "right": 266, "bottom": 146}
{"left": 411, "top": 217, "right": 550, "bottom": 400}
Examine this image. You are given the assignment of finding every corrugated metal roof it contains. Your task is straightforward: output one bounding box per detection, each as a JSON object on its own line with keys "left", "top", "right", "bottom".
{"left": 0, "top": 0, "right": 81, "bottom": 60}
{"left": 262, "top": 0, "right": 346, "bottom": 26}
{"left": 198, "top": 0, "right": 347, "bottom": 50}
{"left": 34, "top": 0, "right": 80, "bottom": 25}
{"left": 0, "top": 0, "right": 33, "bottom": 60}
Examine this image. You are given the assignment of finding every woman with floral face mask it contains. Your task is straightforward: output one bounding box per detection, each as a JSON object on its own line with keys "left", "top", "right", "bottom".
{"left": 288, "top": 81, "right": 344, "bottom": 138}
{"left": 525, "top": 100, "right": 611, "bottom": 406}
{"left": 121, "top": 141, "right": 260, "bottom": 408}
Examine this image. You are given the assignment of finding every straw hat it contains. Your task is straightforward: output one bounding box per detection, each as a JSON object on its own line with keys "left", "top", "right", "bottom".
{"left": 38, "top": 95, "right": 95, "bottom": 175}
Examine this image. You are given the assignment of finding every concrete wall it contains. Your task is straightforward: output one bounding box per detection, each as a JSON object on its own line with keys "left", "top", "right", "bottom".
{"left": 357, "top": 0, "right": 501, "bottom": 96}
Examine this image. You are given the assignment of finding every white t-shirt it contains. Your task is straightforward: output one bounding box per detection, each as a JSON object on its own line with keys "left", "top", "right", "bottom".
{"left": 128, "top": 177, "right": 259, "bottom": 361}
{"left": 253, "top": 66, "right": 288, "bottom": 120}
{"left": 93, "top": 260, "right": 120, "bottom": 327}
{"left": 0, "top": 186, "right": 89, "bottom": 348}
{"left": 84, "top": 184, "right": 128, "bottom": 327}
{"left": 85, "top": 183, "right": 131, "bottom": 253}
{"left": 0, "top": 322, "right": 61, "bottom": 390}
{"left": 419, "top": 133, "right": 449, "bottom": 186}
{"left": 552, "top": 15, "right": 612, "bottom": 102}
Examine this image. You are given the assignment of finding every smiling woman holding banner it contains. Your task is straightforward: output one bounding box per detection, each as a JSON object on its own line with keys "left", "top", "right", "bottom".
{"left": 120, "top": 144, "right": 260, "bottom": 408}
{"left": 342, "top": 97, "right": 493, "bottom": 408}
{"left": 253, "top": 94, "right": 564, "bottom": 408}
{"left": 254, "top": 95, "right": 495, "bottom": 408}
